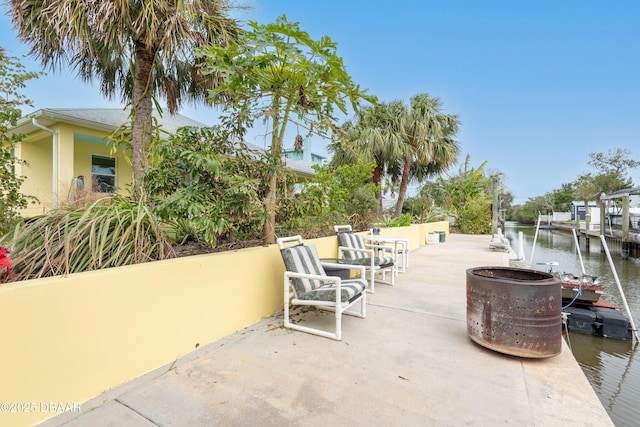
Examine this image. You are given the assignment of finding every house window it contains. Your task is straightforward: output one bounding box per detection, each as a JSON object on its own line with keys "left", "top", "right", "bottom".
{"left": 91, "top": 155, "right": 116, "bottom": 193}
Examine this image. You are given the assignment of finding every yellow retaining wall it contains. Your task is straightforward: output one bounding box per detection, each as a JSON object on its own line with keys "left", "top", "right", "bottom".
{"left": 0, "top": 222, "right": 447, "bottom": 426}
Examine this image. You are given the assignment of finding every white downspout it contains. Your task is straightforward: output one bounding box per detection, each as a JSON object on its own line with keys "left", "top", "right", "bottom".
{"left": 31, "top": 118, "right": 58, "bottom": 209}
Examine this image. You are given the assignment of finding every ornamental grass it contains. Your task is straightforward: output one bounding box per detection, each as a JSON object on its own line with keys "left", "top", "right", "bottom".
{"left": 1, "top": 197, "right": 175, "bottom": 282}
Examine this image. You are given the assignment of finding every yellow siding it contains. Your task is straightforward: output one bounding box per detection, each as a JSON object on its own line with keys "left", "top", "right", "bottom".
{"left": 73, "top": 138, "right": 132, "bottom": 199}
{"left": 17, "top": 123, "right": 133, "bottom": 217}
{"left": 18, "top": 133, "right": 54, "bottom": 217}
{"left": 56, "top": 124, "right": 75, "bottom": 203}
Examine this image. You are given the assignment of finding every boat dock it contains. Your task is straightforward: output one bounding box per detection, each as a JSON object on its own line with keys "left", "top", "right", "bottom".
{"left": 549, "top": 188, "right": 640, "bottom": 258}
{"left": 552, "top": 220, "right": 640, "bottom": 258}
{"left": 38, "top": 234, "right": 613, "bottom": 427}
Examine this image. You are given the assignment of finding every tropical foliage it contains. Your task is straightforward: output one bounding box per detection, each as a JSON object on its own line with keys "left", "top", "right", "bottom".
{"left": 457, "top": 197, "right": 492, "bottom": 234}
{"left": 382, "top": 213, "right": 413, "bottom": 228}
{"left": 330, "top": 100, "right": 404, "bottom": 216}
{"left": 8, "top": 0, "right": 242, "bottom": 190}
{"left": 401, "top": 195, "right": 449, "bottom": 224}
{"left": 390, "top": 94, "right": 460, "bottom": 217}
{"left": 426, "top": 155, "right": 496, "bottom": 233}
{"left": 2, "top": 10, "right": 465, "bottom": 282}
{"left": 0, "top": 46, "right": 40, "bottom": 235}
{"left": 196, "top": 15, "right": 375, "bottom": 243}
{"left": 330, "top": 93, "right": 460, "bottom": 218}
{"left": 434, "top": 156, "right": 489, "bottom": 214}
{"left": 278, "top": 162, "right": 378, "bottom": 237}
{"left": 2, "top": 197, "right": 174, "bottom": 282}
{"left": 142, "top": 125, "right": 278, "bottom": 247}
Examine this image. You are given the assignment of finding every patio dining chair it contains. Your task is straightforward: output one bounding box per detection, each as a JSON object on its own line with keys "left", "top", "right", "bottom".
{"left": 277, "top": 235, "right": 367, "bottom": 340}
{"left": 333, "top": 225, "right": 396, "bottom": 293}
{"left": 370, "top": 228, "right": 409, "bottom": 273}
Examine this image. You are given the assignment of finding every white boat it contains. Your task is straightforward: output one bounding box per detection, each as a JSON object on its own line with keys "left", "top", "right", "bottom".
{"left": 489, "top": 234, "right": 510, "bottom": 252}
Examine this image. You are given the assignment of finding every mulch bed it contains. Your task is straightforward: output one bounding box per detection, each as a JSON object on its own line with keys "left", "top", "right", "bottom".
{"left": 172, "top": 239, "right": 265, "bottom": 257}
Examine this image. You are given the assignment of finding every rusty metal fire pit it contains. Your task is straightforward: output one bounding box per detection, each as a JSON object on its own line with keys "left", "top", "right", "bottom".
{"left": 466, "top": 266, "right": 562, "bottom": 358}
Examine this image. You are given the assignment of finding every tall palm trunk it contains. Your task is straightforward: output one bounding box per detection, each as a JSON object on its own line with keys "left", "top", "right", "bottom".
{"left": 131, "top": 43, "right": 155, "bottom": 196}
{"left": 373, "top": 164, "right": 384, "bottom": 218}
{"left": 394, "top": 160, "right": 412, "bottom": 218}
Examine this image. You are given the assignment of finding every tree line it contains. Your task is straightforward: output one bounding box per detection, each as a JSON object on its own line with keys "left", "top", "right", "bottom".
{"left": 508, "top": 148, "right": 639, "bottom": 223}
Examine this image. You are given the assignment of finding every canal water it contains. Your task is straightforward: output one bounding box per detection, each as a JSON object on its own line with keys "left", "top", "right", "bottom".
{"left": 504, "top": 222, "right": 639, "bottom": 427}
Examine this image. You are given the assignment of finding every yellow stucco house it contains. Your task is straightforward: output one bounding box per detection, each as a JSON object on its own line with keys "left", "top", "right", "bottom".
{"left": 9, "top": 108, "right": 319, "bottom": 218}
{"left": 8, "top": 108, "right": 208, "bottom": 217}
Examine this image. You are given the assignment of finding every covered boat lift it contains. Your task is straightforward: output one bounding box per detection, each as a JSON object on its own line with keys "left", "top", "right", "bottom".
{"left": 600, "top": 187, "right": 640, "bottom": 258}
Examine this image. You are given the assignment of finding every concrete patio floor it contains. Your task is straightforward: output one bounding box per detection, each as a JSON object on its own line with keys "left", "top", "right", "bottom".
{"left": 39, "top": 233, "right": 613, "bottom": 426}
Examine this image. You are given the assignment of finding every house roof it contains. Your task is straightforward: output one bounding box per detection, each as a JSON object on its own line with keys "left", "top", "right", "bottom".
{"left": 283, "top": 158, "right": 316, "bottom": 177}
{"left": 9, "top": 108, "right": 208, "bottom": 136}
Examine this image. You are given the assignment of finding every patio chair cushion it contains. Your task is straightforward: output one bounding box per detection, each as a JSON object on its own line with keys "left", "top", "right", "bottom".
{"left": 336, "top": 232, "right": 395, "bottom": 266}
{"left": 281, "top": 244, "right": 366, "bottom": 303}
{"left": 299, "top": 280, "right": 367, "bottom": 303}
{"left": 345, "top": 257, "right": 395, "bottom": 269}
{"left": 337, "top": 232, "right": 367, "bottom": 260}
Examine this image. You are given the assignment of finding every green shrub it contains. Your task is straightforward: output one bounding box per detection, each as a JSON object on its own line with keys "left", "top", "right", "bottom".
{"left": 457, "top": 198, "right": 491, "bottom": 234}
{"left": 277, "top": 162, "right": 378, "bottom": 237}
{"left": 401, "top": 196, "right": 449, "bottom": 223}
{"left": 0, "top": 47, "right": 41, "bottom": 235}
{"left": 383, "top": 213, "right": 413, "bottom": 227}
{"left": 142, "top": 126, "right": 276, "bottom": 246}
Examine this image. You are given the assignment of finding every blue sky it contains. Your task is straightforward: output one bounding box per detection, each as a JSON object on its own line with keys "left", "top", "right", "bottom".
{"left": 2, "top": 1, "right": 639, "bottom": 204}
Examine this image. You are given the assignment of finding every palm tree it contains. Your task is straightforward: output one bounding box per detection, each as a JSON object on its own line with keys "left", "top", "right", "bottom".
{"left": 8, "top": 0, "right": 242, "bottom": 191}
{"left": 330, "top": 94, "right": 460, "bottom": 219}
{"left": 330, "top": 101, "right": 407, "bottom": 217}
{"left": 392, "top": 94, "right": 460, "bottom": 217}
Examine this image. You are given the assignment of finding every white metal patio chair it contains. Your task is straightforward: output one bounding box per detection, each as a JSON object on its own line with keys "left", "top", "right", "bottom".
{"left": 369, "top": 228, "right": 409, "bottom": 273}
{"left": 333, "top": 225, "right": 396, "bottom": 293}
{"left": 277, "top": 235, "right": 367, "bottom": 340}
